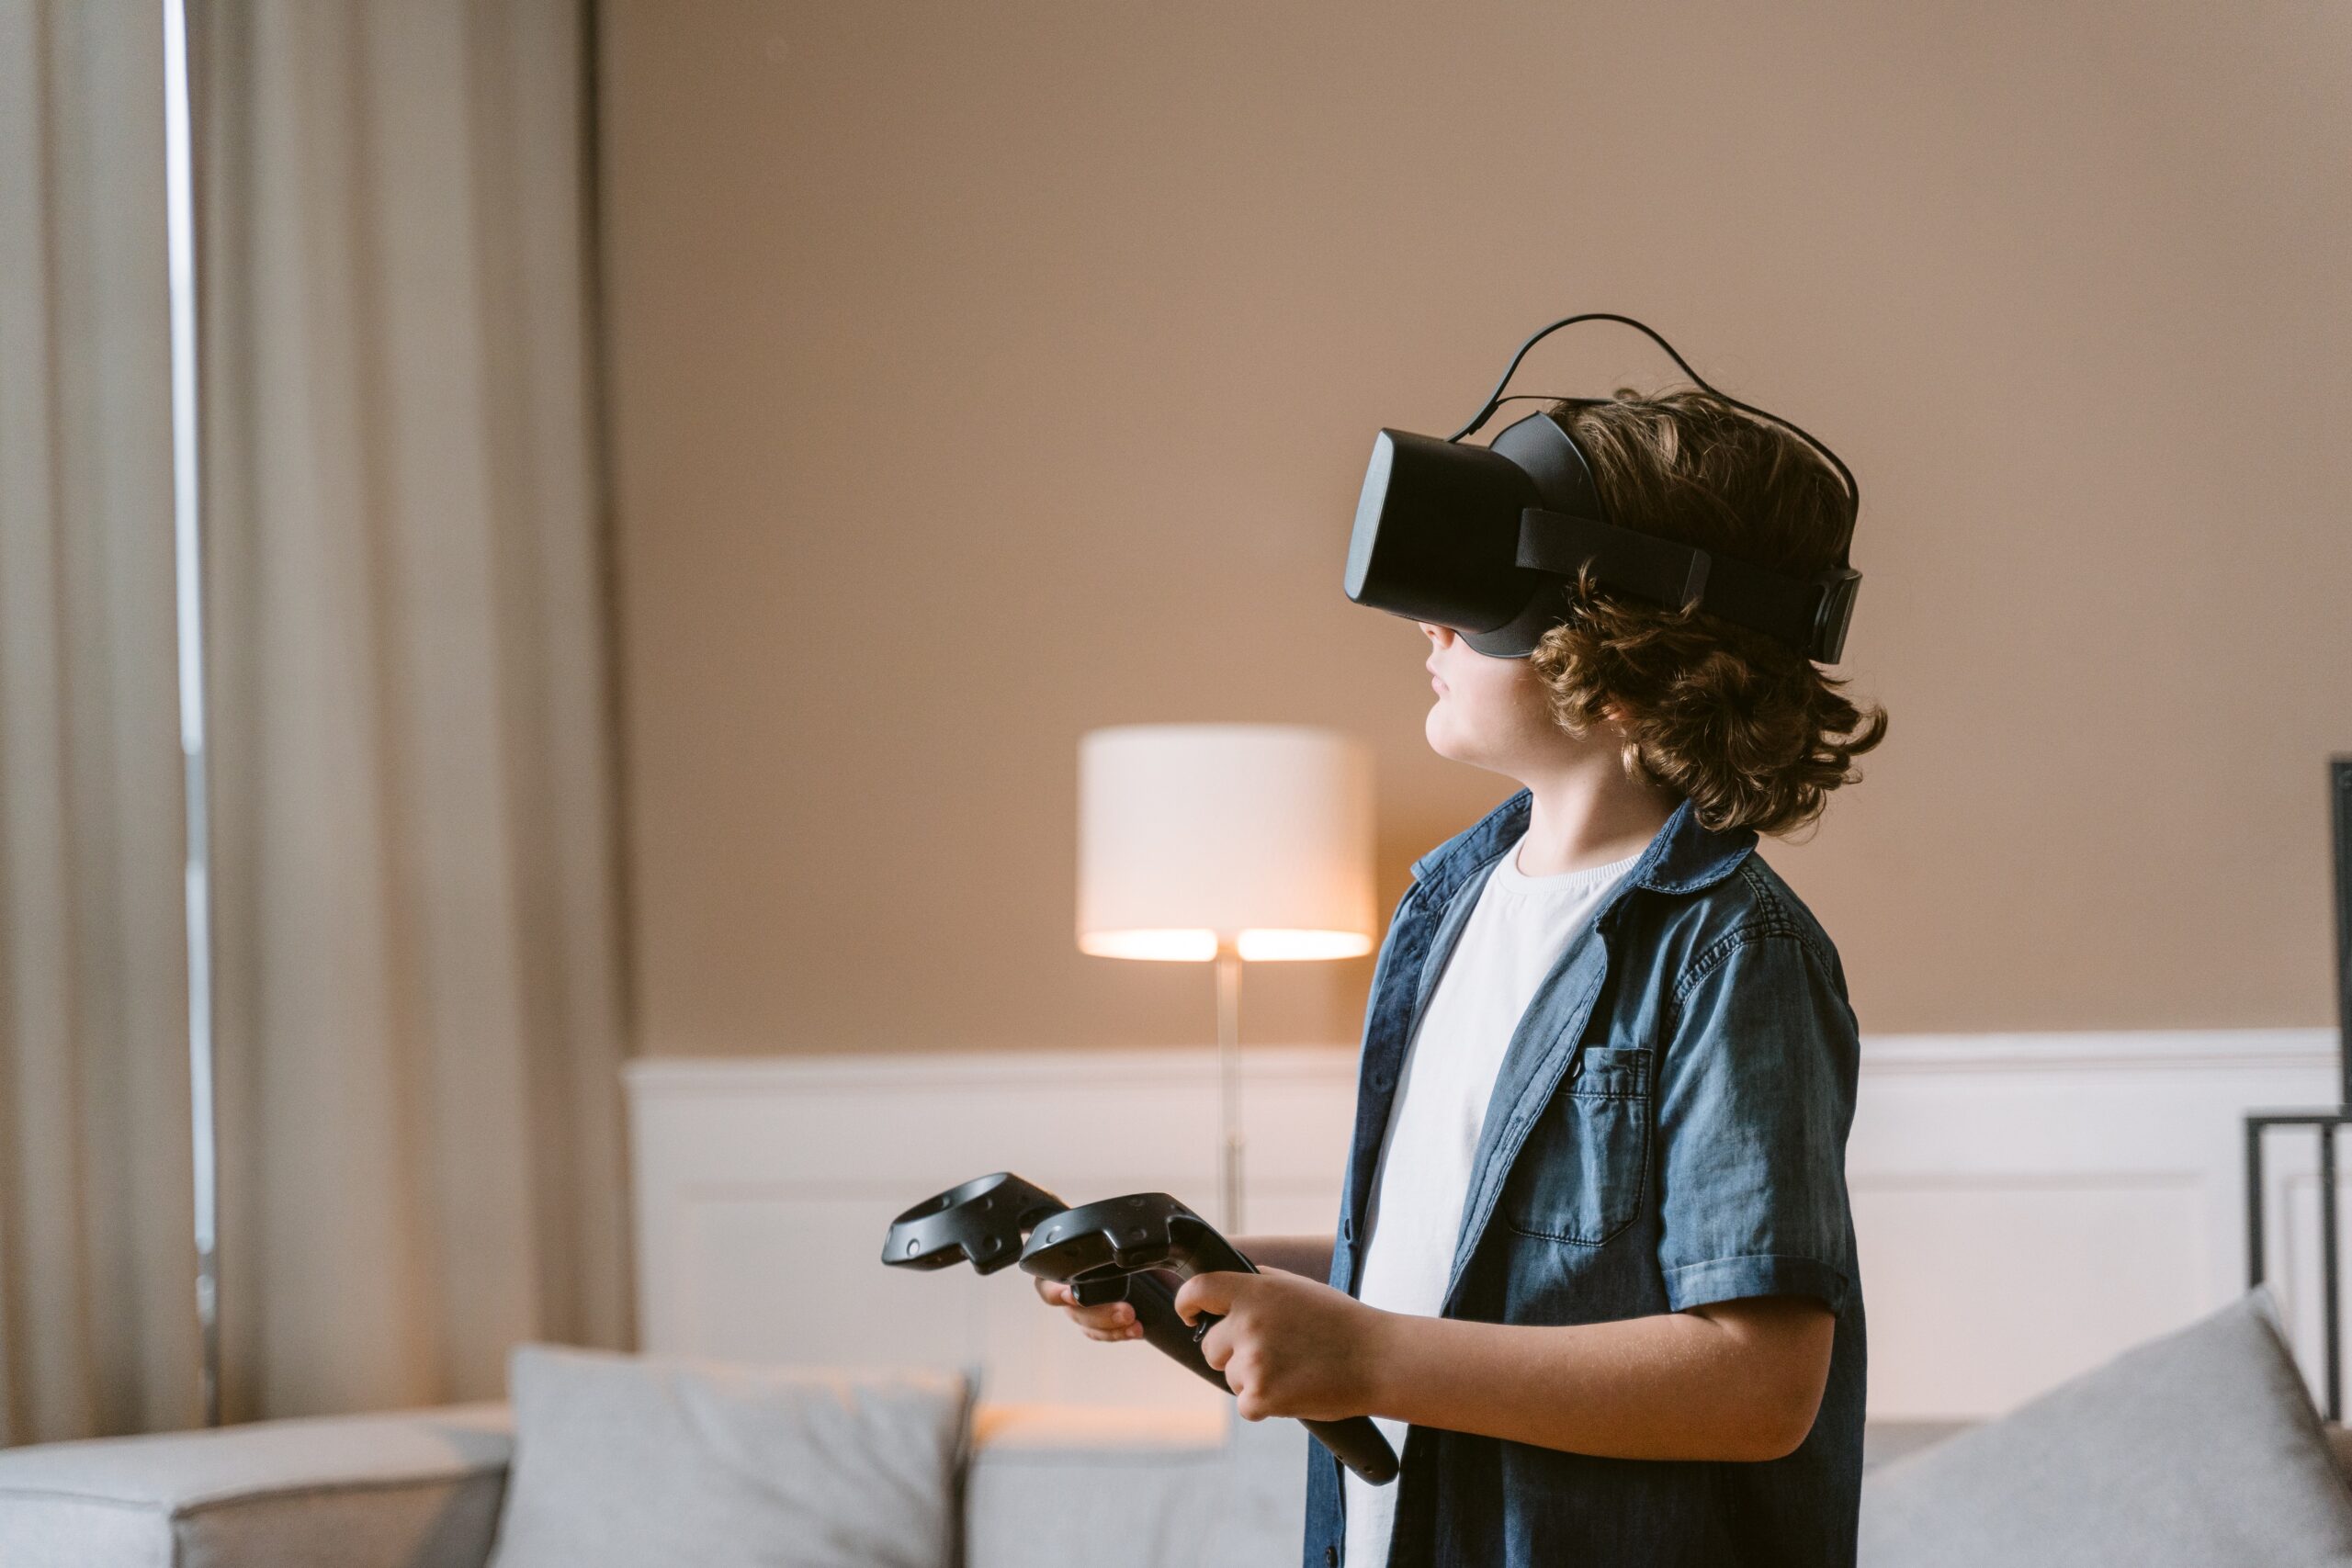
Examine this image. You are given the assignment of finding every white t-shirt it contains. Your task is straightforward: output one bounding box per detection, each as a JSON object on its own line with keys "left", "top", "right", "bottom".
{"left": 1340, "top": 831, "right": 1642, "bottom": 1568}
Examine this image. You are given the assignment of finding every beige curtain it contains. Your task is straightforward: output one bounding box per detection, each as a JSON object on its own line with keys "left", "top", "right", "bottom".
{"left": 0, "top": 0, "right": 630, "bottom": 1442}
{"left": 198, "top": 0, "right": 631, "bottom": 1423}
{"left": 0, "top": 0, "right": 206, "bottom": 1447}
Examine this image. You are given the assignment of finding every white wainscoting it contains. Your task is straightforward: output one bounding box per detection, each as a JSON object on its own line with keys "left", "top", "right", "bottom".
{"left": 626, "top": 1030, "right": 2345, "bottom": 1422}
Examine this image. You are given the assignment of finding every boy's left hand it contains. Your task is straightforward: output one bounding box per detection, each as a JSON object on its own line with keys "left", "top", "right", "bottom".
{"left": 1172, "top": 1268, "right": 1385, "bottom": 1423}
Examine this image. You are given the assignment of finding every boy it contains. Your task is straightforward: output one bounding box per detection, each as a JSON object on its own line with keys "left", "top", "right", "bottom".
{"left": 1039, "top": 385, "right": 1887, "bottom": 1566}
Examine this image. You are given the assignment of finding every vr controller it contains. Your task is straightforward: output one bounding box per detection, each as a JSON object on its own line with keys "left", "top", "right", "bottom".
{"left": 881, "top": 1173, "right": 1399, "bottom": 1486}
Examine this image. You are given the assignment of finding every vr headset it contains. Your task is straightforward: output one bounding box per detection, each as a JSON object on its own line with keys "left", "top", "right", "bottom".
{"left": 1343, "top": 312, "right": 1862, "bottom": 663}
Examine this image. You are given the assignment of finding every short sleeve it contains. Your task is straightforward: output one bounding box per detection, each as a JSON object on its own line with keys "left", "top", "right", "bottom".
{"left": 1653, "top": 931, "right": 1860, "bottom": 1316}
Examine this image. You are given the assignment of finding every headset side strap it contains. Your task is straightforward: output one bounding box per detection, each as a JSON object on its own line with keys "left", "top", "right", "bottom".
{"left": 1517, "top": 507, "right": 1844, "bottom": 660}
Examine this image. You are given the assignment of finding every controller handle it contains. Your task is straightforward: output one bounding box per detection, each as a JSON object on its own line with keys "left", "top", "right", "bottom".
{"left": 1018, "top": 1194, "right": 1400, "bottom": 1486}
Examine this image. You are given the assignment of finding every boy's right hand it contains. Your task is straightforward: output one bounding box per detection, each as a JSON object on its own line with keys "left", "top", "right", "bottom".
{"left": 1033, "top": 1276, "right": 1146, "bottom": 1341}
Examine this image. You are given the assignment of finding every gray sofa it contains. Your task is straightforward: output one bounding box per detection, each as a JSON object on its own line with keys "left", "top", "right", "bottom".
{"left": 0, "top": 1397, "right": 1971, "bottom": 1568}
{"left": 6, "top": 1289, "right": 2352, "bottom": 1567}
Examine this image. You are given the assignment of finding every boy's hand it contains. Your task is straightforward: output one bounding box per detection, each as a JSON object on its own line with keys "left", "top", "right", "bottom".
{"left": 1032, "top": 1275, "right": 1148, "bottom": 1341}
{"left": 1173, "top": 1269, "right": 1385, "bottom": 1424}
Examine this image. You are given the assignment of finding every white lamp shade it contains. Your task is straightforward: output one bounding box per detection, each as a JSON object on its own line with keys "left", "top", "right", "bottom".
{"left": 1078, "top": 723, "right": 1376, "bottom": 963}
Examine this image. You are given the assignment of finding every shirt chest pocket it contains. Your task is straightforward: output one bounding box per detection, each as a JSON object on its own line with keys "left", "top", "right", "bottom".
{"left": 1498, "top": 1042, "right": 1656, "bottom": 1247}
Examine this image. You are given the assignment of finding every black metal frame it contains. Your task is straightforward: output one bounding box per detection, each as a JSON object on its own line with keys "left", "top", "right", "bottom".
{"left": 2245, "top": 757, "right": 2352, "bottom": 1420}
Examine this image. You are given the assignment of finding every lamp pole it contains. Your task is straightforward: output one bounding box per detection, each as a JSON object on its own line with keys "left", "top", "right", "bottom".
{"left": 1216, "top": 945, "right": 1244, "bottom": 1235}
{"left": 162, "top": 0, "right": 222, "bottom": 1428}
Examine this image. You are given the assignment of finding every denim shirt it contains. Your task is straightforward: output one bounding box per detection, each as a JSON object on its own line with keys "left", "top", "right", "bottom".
{"left": 1302, "top": 788, "right": 1866, "bottom": 1568}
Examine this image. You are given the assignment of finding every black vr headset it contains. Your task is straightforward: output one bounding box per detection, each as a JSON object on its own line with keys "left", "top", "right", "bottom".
{"left": 1343, "top": 312, "right": 1862, "bottom": 663}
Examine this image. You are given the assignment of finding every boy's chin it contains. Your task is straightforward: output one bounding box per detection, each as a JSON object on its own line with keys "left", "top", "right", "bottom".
{"left": 1423, "top": 707, "right": 1455, "bottom": 757}
{"left": 1423, "top": 711, "right": 1481, "bottom": 767}
{"left": 1426, "top": 714, "right": 1533, "bottom": 783}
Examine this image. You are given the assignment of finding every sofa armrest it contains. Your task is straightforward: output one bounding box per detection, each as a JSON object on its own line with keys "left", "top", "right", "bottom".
{"left": 0, "top": 1402, "right": 513, "bottom": 1568}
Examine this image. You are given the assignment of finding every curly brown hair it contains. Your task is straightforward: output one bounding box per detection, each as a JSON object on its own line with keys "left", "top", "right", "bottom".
{"left": 1526, "top": 386, "right": 1888, "bottom": 839}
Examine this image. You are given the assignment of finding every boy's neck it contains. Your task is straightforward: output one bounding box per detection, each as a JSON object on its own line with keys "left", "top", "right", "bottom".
{"left": 1511, "top": 763, "right": 1679, "bottom": 879}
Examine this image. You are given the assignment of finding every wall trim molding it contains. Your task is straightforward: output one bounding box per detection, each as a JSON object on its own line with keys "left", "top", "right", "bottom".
{"left": 624, "top": 1027, "right": 2340, "bottom": 1089}
{"left": 624, "top": 1026, "right": 2348, "bottom": 1422}
{"left": 1858, "top": 1027, "right": 2335, "bottom": 1074}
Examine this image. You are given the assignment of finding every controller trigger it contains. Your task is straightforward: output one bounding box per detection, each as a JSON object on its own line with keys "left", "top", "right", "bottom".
{"left": 1070, "top": 1276, "right": 1128, "bottom": 1309}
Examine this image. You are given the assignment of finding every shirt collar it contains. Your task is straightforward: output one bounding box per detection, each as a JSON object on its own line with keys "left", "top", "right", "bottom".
{"left": 1408, "top": 789, "right": 1755, "bottom": 907}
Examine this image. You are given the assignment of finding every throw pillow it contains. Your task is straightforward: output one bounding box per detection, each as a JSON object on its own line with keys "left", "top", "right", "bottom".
{"left": 487, "top": 1345, "right": 973, "bottom": 1568}
{"left": 1859, "top": 1284, "right": 2352, "bottom": 1566}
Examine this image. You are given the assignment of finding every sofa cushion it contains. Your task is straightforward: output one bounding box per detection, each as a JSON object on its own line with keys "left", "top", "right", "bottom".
{"left": 485, "top": 1346, "right": 971, "bottom": 1568}
{"left": 964, "top": 1401, "right": 1325, "bottom": 1568}
{"left": 0, "top": 1403, "right": 513, "bottom": 1568}
{"left": 965, "top": 1404, "right": 1227, "bottom": 1568}
{"left": 1858, "top": 1285, "right": 2352, "bottom": 1566}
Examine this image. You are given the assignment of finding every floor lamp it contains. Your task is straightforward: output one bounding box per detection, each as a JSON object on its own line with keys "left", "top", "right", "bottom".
{"left": 1077, "top": 724, "right": 1376, "bottom": 1235}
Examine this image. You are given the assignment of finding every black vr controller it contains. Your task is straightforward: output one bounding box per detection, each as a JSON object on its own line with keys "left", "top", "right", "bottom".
{"left": 880, "top": 1173, "right": 1399, "bottom": 1486}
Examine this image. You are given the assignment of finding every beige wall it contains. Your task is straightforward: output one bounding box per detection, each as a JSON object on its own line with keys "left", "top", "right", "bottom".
{"left": 596, "top": 0, "right": 2351, "bottom": 1056}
